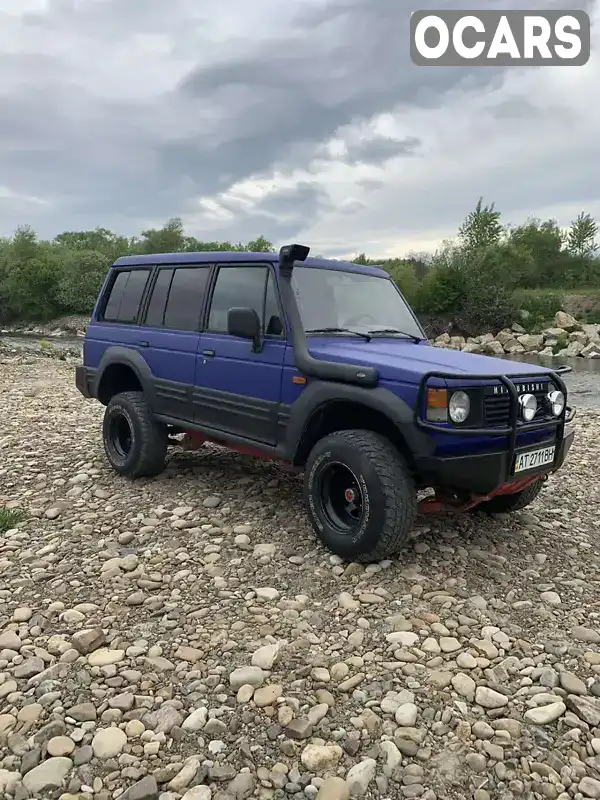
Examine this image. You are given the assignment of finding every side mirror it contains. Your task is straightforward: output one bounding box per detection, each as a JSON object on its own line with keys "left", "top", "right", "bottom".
{"left": 228, "top": 307, "right": 262, "bottom": 351}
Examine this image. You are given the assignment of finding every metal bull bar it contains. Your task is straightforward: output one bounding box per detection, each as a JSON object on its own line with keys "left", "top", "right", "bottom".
{"left": 414, "top": 365, "right": 576, "bottom": 474}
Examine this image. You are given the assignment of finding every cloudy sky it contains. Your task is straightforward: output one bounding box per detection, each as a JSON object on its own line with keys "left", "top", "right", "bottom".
{"left": 0, "top": 0, "right": 598, "bottom": 258}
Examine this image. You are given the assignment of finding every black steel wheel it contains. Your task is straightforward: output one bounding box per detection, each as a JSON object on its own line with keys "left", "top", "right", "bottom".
{"left": 317, "top": 461, "right": 365, "bottom": 534}
{"left": 102, "top": 391, "right": 167, "bottom": 478}
{"left": 304, "top": 429, "right": 417, "bottom": 562}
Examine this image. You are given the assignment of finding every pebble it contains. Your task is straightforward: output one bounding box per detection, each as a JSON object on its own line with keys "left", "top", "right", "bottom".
{"left": 524, "top": 702, "right": 566, "bottom": 724}
{"left": 346, "top": 758, "right": 377, "bottom": 798}
{"left": 22, "top": 757, "right": 73, "bottom": 793}
{"left": 91, "top": 727, "right": 128, "bottom": 758}
{"left": 317, "top": 777, "right": 350, "bottom": 800}
{"left": 229, "top": 666, "right": 265, "bottom": 690}
{"left": 475, "top": 686, "right": 509, "bottom": 709}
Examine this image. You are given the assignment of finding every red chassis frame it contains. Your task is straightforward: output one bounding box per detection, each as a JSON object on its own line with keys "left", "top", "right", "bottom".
{"left": 178, "top": 431, "right": 544, "bottom": 514}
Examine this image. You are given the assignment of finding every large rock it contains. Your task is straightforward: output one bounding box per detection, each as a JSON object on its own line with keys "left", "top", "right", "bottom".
{"left": 496, "top": 329, "right": 515, "bottom": 346}
{"left": 462, "top": 342, "right": 483, "bottom": 354}
{"left": 505, "top": 342, "right": 525, "bottom": 354}
{"left": 517, "top": 333, "right": 543, "bottom": 352}
{"left": 582, "top": 342, "right": 600, "bottom": 359}
{"left": 542, "top": 327, "right": 569, "bottom": 342}
{"left": 582, "top": 323, "right": 600, "bottom": 341}
{"left": 560, "top": 341, "right": 584, "bottom": 358}
{"left": 555, "top": 311, "right": 580, "bottom": 331}
{"left": 485, "top": 341, "right": 506, "bottom": 355}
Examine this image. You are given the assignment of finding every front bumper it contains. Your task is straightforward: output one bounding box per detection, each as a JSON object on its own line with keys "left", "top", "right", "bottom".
{"left": 413, "top": 365, "right": 575, "bottom": 495}
{"left": 414, "top": 424, "right": 575, "bottom": 495}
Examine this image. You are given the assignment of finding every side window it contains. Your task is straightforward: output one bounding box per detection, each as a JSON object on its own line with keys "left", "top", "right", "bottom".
{"left": 102, "top": 269, "right": 150, "bottom": 323}
{"left": 208, "top": 266, "right": 267, "bottom": 333}
{"left": 145, "top": 268, "right": 174, "bottom": 328}
{"left": 264, "top": 271, "right": 284, "bottom": 336}
{"left": 163, "top": 266, "right": 209, "bottom": 332}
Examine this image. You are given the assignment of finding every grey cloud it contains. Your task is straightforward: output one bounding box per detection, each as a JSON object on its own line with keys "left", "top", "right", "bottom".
{"left": 174, "top": 0, "right": 507, "bottom": 192}
{"left": 0, "top": 0, "right": 596, "bottom": 244}
{"left": 339, "top": 199, "right": 367, "bottom": 214}
{"left": 340, "top": 136, "right": 421, "bottom": 165}
{"left": 185, "top": 182, "right": 333, "bottom": 246}
{"left": 356, "top": 178, "right": 385, "bottom": 192}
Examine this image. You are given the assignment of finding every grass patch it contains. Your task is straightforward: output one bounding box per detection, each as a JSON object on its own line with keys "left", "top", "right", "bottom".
{"left": 0, "top": 508, "right": 25, "bottom": 534}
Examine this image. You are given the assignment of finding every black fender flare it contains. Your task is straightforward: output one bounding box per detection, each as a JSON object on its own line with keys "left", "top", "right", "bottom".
{"left": 283, "top": 380, "right": 435, "bottom": 464}
{"left": 94, "top": 347, "right": 157, "bottom": 408}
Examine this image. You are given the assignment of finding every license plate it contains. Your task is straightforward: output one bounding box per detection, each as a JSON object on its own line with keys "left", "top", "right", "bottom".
{"left": 513, "top": 445, "right": 556, "bottom": 474}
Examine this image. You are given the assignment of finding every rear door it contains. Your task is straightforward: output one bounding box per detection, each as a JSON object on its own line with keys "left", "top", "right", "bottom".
{"left": 194, "top": 263, "right": 287, "bottom": 444}
{"left": 138, "top": 264, "right": 211, "bottom": 422}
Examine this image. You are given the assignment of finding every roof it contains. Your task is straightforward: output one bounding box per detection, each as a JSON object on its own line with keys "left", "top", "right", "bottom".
{"left": 112, "top": 250, "right": 389, "bottom": 278}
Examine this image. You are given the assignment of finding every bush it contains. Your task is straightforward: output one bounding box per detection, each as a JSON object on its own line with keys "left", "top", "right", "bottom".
{"left": 518, "top": 290, "right": 564, "bottom": 331}
{"left": 57, "top": 250, "right": 111, "bottom": 315}
{"left": 387, "top": 261, "right": 420, "bottom": 305}
{"left": 415, "top": 243, "right": 518, "bottom": 333}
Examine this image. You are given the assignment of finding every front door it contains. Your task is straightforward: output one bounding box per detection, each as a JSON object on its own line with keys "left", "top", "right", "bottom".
{"left": 193, "top": 263, "right": 287, "bottom": 445}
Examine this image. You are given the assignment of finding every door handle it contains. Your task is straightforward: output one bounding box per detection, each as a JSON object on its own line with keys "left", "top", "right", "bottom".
{"left": 202, "top": 349, "right": 215, "bottom": 357}
{"left": 138, "top": 341, "right": 150, "bottom": 348}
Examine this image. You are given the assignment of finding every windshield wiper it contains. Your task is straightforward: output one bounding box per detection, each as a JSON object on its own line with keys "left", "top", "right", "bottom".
{"left": 306, "top": 327, "right": 371, "bottom": 341}
{"left": 366, "top": 328, "right": 422, "bottom": 342}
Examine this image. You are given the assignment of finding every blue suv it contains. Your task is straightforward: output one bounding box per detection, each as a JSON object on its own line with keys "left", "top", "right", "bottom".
{"left": 76, "top": 244, "right": 576, "bottom": 562}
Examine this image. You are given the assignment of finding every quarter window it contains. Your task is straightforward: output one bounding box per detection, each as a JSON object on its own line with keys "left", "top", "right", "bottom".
{"left": 102, "top": 269, "right": 151, "bottom": 323}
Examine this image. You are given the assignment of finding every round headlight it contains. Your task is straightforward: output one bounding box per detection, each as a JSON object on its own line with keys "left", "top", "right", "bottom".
{"left": 548, "top": 389, "right": 565, "bottom": 417}
{"left": 519, "top": 393, "right": 537, "bottom": 422}
{"left": 449, "top": 391, "right": 470, "bottom": 423}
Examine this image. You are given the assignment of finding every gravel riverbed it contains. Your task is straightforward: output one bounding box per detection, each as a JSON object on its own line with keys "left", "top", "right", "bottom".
{"left": 2, "top": 356, "right": 600, "bottom": 800}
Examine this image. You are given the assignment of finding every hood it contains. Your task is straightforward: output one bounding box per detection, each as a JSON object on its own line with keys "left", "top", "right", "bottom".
{"left": 306, "top": 337, "right": 555, "bottom": 382}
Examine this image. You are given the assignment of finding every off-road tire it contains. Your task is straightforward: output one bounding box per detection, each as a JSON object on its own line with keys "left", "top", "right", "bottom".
{"left": 474, "top": 478, "right": 545, "bottom": 514}
{"left": 303, "top": 429, "right": 416, "bottom": 563}
{"left": 102, "top": 391, "right": 167, "bottom": 478}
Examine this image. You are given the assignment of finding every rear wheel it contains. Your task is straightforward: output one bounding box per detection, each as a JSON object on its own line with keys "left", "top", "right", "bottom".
{"left": 474, "top": 478, "right": 545, "bottom": 514}
{"left": 303, "top": 429, "right": 416, "bottom": 563}
{"left": 103, "top": 391, "right": 167, "bottom": 478}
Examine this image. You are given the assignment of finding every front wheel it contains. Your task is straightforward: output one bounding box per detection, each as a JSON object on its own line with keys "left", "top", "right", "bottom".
{"left": 473, "top": 478, "right": 545, "bottom": 514}
{"left": 303, "top": 429, "right": 416, "bottom": 563}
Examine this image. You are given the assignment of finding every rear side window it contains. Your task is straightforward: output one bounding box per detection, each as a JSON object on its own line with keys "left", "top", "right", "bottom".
{"left": 162, "top": 266, "right": 210, "bottom": 332}
{"left": 102, "top": 269, "right": 151, "bottom": 323}
{"left": 144, "top": 268, "right": 174, "bottom": 328}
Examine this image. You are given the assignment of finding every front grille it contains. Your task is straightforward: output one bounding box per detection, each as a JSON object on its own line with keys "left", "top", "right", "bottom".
{"left": 483, "top": 381, "right": 554, "bottom": 427}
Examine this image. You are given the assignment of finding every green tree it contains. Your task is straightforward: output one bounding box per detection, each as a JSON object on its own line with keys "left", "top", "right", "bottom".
{"left": 57, "top": 250, "right": 111, "bottom": 314}
{"left": 458, "top": 197, "right": 503, "bottom": 251}
{"left": 506, "top": 218, "right": 566, "bottom": 287}
{"left": 567, "top": 212, "right": 598, "bottom": 257}
{"left": 138, "top": 217, "right": 186, "bottom": 253}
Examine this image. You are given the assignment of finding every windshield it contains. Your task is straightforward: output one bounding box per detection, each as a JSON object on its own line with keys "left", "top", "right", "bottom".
{"left": 290, "top": 267, "right": 423, "bottom": 339}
